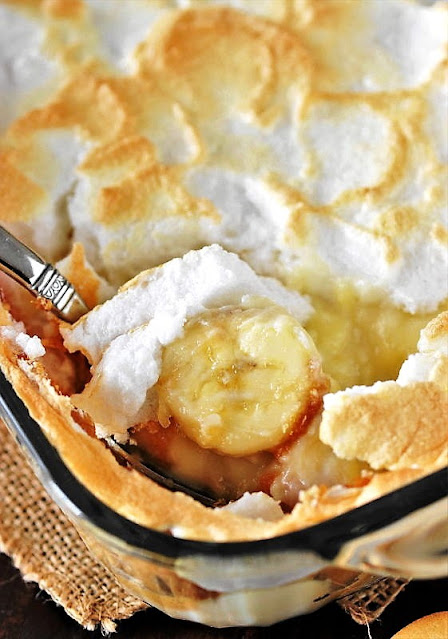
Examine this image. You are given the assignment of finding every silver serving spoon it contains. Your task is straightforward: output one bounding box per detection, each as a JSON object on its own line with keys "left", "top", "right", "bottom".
{"left": 0, "top": 225, "right": 218, "bottom": 506}
{"left": 0, "top": 225, "right": 88, "bottom": 323}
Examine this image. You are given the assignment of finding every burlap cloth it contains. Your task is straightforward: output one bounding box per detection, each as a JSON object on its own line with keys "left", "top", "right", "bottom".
{"left": 0, "top": 419, "right": 408, "bottom": 632}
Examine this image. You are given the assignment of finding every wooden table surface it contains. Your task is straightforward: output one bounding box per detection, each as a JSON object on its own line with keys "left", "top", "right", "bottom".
{"left": 0, "top": 553, "right": 446, "bottom": 639}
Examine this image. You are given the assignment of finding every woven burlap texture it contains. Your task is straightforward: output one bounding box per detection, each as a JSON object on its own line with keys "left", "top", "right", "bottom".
{"left": 338, "top": 576, "right": 409, "bottom": 625}
{"left": 0, "top": 418, "right": 407, "bottom": 631}
{"left": 0, "top": 419, "right": 147, "bottom": 632}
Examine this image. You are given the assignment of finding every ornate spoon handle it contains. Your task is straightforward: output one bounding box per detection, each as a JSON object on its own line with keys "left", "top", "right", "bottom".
{"left": 0, "top": 226, "right": 88, "bottom": 323}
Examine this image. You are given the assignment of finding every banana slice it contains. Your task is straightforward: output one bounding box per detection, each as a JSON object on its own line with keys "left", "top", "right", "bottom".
{"left": 156, "top": 306, "right": 327, "bottom": 456}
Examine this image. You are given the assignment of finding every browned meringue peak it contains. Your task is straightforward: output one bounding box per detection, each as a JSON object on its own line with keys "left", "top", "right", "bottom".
{"left": 135, "top": 6, "right": 313, "bottom": 124}
{"left": 68, "top": 135, "right": 217, "bottom": 285}
{"left": 0, "top": 0, "right": 125, "bottom": 134}
{"left": 320, "top": 310, "right": 448, "bottom": 471}
{"left": 1, "top": 62, "right": 206, "bottom": 269}
{"left": 0, "top": 1, "right": 61, "bottom": 133}
{"left": 0, "top": 0, "right": 180, "bottom": 139}
{"left": 276, "top": 0, "right": 447, "bottom": 93}
{"left": 0, "top": 0, "right": 446, "bottom": 306}
{"left": 56, "top": 241, "right": 114, "bottom": 309}
{"left": 132, "top": 4, "right": 447, "bottom": 311}
{"left": 140, "top": 1, "right": 448, "bottom": 96}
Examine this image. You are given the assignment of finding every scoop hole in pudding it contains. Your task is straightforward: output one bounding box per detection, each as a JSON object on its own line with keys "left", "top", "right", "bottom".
{"left": 127, "top": 305, "right": 335, "bottom": 505}
{"left": 130, "top": 419, "right": 275, "bottom": 504}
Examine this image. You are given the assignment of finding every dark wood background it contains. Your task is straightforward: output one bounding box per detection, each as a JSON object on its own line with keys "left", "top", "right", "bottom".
{"left": 0, "top": 553, "right": 446, "bottom": 639}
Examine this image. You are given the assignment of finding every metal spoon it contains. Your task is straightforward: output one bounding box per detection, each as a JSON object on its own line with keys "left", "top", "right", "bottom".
{"left": 0, "top": 225, "right": 88, "bottom": 323}
{"left": 0, "top": 225, "right": 218, "bottom": 506}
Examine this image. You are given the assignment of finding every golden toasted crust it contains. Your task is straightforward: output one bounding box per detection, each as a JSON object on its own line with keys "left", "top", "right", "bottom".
{"left": 2, "top": 0, "right": 83, "bottom": 15}
{"left": 375, "top": 206, "right": 420, "bottom": 238}
{"left": 320, "top": 308, "right": 448, "bottom": 471}
{"left": 0, "top": 153, "right": 46, "bottom": 223}
{"left": 79, "top": 135, "right": 156, "bottom": 173}
{"left": 56, "top": 242, "right": 102, "bottom": 310}
{"left": 391, "top": 612, "right": 448, "bottom": 639}
{"left": 96, "top": 163, "right": 216, "bottom": 228}
{"left": 283, "top": 467, "right": 428, "bottom": 534}
{"left": 9, "top": 71, "right": 130, "bottom": 144}
{"left": 422, "top": 310, "right": 448, "bottom": 344}
{"left": 320, "top": 382, "right": 448, "bottom": 470}
{"left": 136, "top": 6, "right": 312, "bottom": 122}
{"left": 42, "top": 0, "right": 84, "bottom": 19}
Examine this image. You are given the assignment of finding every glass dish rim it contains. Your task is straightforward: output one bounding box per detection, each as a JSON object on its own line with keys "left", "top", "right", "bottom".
{"left": 0, "top": 369, "right": 446, "bottom": 561}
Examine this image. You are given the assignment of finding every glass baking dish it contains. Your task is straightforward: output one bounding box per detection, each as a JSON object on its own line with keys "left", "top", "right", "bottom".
{"left": 0, "top": 370, "right": 446, "bottom": 627}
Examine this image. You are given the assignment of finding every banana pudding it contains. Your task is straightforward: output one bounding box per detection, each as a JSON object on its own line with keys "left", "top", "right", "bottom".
{"left": 0, "top": 0, "right": 446, "bottom": 536}
{"left": 0, "top": 2, "right": 447, "bottom": 627}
